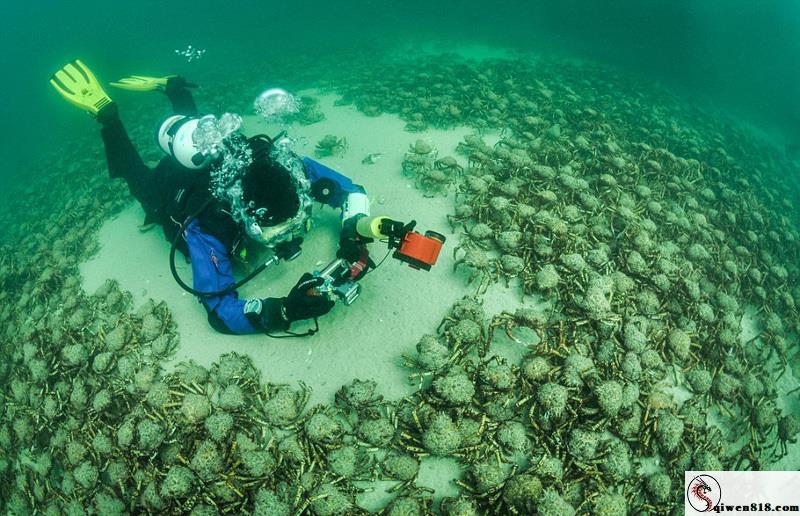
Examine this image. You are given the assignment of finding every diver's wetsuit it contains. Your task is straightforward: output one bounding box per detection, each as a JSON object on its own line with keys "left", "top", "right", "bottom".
{"left": 99, "top": 85, "right": 361, "bottom": 334}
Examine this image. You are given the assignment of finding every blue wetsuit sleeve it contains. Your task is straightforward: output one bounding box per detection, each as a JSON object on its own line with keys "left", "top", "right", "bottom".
{"left": 184, "top": 220, "right": 259, "bottom": 334}
{"left": 302, "top": 157, "right": 364, "bottom": 209}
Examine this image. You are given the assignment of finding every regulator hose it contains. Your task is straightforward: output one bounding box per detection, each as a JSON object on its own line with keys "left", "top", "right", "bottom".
{"left": 170, "top": 199, "right": 278, "bottom": 297}
{"left": 169, "top": 130, "right": 291, "bottom": 298}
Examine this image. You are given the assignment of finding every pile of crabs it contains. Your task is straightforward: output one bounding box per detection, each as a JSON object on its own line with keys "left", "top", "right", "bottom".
{"left": 334, "top": 51, "right": 800, "bottom": 507}
{"left": 1, "top": 49, "right": 799, "bottom": 515}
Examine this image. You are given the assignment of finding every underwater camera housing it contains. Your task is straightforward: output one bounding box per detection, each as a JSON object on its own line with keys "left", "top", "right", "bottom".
{"left": 310, "top": 258, "right": 361, "bottom": 305}
{"left": 357, "top": 216, "right": 445, "bottom": 271}
{"left": 308, "top": 217, "right": 445, "bottom": 305}
{"left": 309, "top": 216, "right": 445, "bottom": 306}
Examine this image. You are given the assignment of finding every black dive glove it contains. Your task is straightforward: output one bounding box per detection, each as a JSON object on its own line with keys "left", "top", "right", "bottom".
{"left": 284, "top": 273, "right": 335, "bottom": 321}
{"left": 244, "top": 274, "right": 334, "bottom": 333}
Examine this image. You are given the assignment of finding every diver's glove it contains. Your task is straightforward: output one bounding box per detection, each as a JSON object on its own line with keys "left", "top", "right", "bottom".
{"left": 245, "top": 274, "right": 335, "bottom": 332}
{"left": 243, "top": 297, "right": 289, "bottom": 332}
{"left": 283, "top": 273, "right": 335, "bottom": 321}
{"left": 337, "top": 216, "right": 374, "bottom": 281}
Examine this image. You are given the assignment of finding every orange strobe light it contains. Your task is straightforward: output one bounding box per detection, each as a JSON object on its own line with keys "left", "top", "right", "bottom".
{"left": 394, "top": 230, "right": 445, "bottom": 270}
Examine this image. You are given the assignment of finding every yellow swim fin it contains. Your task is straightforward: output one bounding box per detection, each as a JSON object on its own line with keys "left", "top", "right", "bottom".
{"left": 50, "top": 59, "right": 113, "bottom": 117}
{"left": 109, "top": 75, "right": 176, "bottom": 92}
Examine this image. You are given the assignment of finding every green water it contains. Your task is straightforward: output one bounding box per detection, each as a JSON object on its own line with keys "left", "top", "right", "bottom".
{"left": 4, "top": 0, "right": 800, "bottom": 188}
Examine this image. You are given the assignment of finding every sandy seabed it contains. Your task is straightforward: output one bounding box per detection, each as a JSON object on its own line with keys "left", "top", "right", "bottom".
{"left": 79, "top": 92, "right": 524, "bottom": 409}
{"left": 79, "top": 89, "right": 800, "bottom": 508}
{"left": 79, "top": 92, "right": 542, "bottom": 505}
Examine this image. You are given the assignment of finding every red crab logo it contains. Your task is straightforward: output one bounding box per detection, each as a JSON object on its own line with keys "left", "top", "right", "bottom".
{"left": 687, "top": 475, "right": 721, "bottom": 512}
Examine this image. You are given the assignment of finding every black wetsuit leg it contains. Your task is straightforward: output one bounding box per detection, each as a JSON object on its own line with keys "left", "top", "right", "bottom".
{"left": 100, "top": 114, "right": 162, "bottom": 218}
{"left": 165, "top": 84, "right": 198, "bottom": 116}
{"left": 98, "top": 85, "right": 198, "bottom": 220}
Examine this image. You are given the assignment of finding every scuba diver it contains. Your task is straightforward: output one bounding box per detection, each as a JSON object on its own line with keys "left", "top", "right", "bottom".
{"left": 49, "top": 59, "right": 377, "bottom": 336}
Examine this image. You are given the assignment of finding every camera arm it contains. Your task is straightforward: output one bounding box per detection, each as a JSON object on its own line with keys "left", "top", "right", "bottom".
{"left": 356, "top": 216, "right": 445, "bottom": 271}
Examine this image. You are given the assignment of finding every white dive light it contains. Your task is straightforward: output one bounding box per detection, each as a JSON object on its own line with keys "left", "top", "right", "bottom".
{"left": 342, "top": 192, "right": 370, "bottom": 222}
